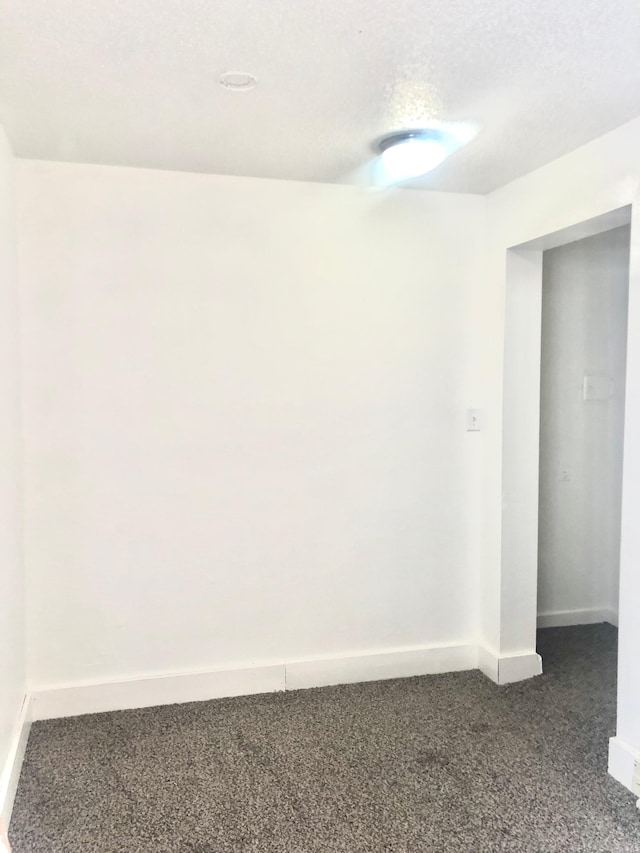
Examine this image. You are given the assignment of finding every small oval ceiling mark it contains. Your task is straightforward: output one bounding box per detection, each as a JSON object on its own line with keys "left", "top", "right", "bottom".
{"left": 219, "top": 71, "right": 258, "bottom": 91}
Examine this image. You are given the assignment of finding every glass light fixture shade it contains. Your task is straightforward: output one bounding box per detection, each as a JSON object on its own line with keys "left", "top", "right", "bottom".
{"left": 374, "top": 126, "right": 476, "bottom": 187}
{"left": 379, "top": 137, "right": 448, "bottom": 183}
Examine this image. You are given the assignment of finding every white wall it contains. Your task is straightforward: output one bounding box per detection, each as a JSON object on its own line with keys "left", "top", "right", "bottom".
{"left": 480, "top": 115, "right": 640, "bottom": 791}
{"left": 17, "top": 160, "right": 485, "bottom": 689}
{"left": 613, "top": 198, "right": 640, "bottom": 788}
{"left": 538, "top": 227, "right": 630, "bottom": 625}
{"left": 14, "top": 116, "right": 640, "bottom": 792}
{"left": 0, "top": 128, "right": 26, "bottom": 813}
{"left": 482, "top": 121, "right": 640, "bottom": 659}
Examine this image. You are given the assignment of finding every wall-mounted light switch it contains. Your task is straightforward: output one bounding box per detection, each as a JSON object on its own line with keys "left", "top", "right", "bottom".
{"left": 467, "top": 409, "right": 483, "bottom": 431}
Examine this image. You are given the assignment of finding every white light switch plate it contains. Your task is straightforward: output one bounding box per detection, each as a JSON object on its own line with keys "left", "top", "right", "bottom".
{"left": 467, "top": 409, "right": 483, "bottom": 431}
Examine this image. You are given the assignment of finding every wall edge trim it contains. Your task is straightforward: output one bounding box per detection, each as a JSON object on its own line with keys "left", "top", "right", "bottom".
{"left": 30, "top": 642, "right": 478, "bottom": 722}
{"left": 608, "top": 736, "right": 640, "bottom": 794}
{"left": 0, "top": 694, "right": 32, "bottom": 828}
{"left": 537, "top": 607, "right": 618, "bottom": 629}
{"left": 478, "top": 646, "right": 543, "bottom": 685}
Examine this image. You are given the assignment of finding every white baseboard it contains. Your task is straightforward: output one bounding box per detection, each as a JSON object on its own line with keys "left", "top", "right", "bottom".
{"left": 0, "top": 695, "right": 31, "bottom": 827}
{"left": 602, "top": 607, "right": 619, "bottom": 628}
{"left": 31, "top": 664, "right": 286, "bottom": 722}
{"left": 30, "top": 642, "right": 478, "bottom": 722}
{"left": 537, "top": 607, "right": 618, "bottom": 629}
{"left": 608, "top": 736, "right": 640, "bottom": 794}
{"left": 478, "top": 646, "right": 543, "bottom": 685}
{"left": 286, "top": 644, "right": 478, "bottom": 691}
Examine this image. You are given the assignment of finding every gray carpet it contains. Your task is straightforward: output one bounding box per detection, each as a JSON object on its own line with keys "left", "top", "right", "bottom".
{"left": 10, "top": 625, "right": 640, "bottom": 852}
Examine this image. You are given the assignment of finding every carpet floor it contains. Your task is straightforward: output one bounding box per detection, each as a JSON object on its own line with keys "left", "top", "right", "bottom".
{"left": 9, "top": 625, "right": 640, "bottom": 852}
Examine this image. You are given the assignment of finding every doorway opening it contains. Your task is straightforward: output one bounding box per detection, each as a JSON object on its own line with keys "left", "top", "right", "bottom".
{"left": 499, "top": 205, "right": 632, "bottom": 670}
{"left": 501, "top": 202, "right": 640, "bottom": 790}
{"left": 536, "top": 225, "right": 630, "bottom": 635}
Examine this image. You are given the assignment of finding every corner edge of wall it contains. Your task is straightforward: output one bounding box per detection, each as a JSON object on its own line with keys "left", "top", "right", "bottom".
{"left": 0, "top": 694, "right": 32, "bottom": 828}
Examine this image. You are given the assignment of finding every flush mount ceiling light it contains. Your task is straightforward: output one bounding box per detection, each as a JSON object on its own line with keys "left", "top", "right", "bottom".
{"left": 218, "top": 71, "right": 257, "bottom": 91}
{"left": 374, "top": 125, "right": 475, "bottom": 186}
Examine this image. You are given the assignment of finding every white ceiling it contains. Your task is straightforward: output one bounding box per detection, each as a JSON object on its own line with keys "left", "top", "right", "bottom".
{"left": 1, "top": 1, "right": 640, "bottom": 194}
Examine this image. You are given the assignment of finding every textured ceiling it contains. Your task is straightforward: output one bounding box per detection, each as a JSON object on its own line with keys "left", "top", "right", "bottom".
{"left": 1, "top": 1, "right": 640, "bottom": 193}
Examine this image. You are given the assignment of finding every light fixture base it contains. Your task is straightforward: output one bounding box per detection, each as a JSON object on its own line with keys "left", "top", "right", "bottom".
{"left": 375, "top": 128, "right": 448, "bottom": 155}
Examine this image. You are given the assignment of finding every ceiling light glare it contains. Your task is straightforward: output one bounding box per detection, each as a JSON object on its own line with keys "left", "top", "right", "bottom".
{"left": 219, "top": 71, "right": 257, "bottom": 91}
{"left": 380, "top": 136, "right": 448, "bottom": 183}
{"left": 375, "top": 126, "right": 475, "bottom": 186}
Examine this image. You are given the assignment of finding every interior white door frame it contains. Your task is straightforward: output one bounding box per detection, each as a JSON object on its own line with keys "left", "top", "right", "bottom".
{"left": 500, "top": 202, "right": 640, "bottom": 792}
{"left": 501, "top": 204, "right": 633, "bottom": 656}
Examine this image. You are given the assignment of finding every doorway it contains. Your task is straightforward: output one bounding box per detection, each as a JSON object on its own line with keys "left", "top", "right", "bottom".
{"left": 537, "top": 225, "right": 631, "bottom": 631}
{"left": 498, "top": 205, "right": 632, "bottom": 674}
{"left": 500, "top": 202, "right": 640, "bottom": 791}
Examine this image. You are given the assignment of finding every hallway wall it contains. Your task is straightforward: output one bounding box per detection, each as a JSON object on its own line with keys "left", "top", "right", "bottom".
{"left": 481, "top": 114, "right": 640, "bottom": 792}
